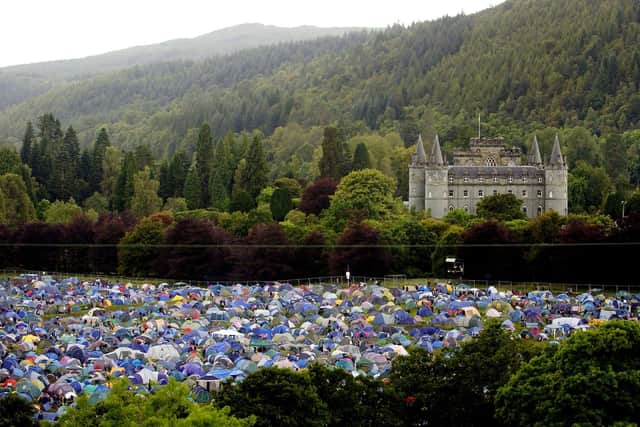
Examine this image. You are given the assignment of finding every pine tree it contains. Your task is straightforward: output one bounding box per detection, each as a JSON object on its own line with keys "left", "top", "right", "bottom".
{"left": 319, "top": 126, "right": 342, "bottom": 180}
{"left": 238, "top": 133, "right": 269, "bottom": 199}
{"left": 168, "top": 150, "right": 189, "bottom": 197}
{"left": 158, "top": 161, "right": 171, "bottom": 201}
{"left": 209, "top": 134, "right": 234, "bottom": 210}
{"left": 183, "top": 164, "right": 201, "bottom": 210}
{"left": 270, "top": 187, "right": 292, "bottom": 221}
{"left": 20, "top": 121, "right": 34, "bottom": 165}
{"left": 32, "top": 114, "right": 62, "bottom": 186}
{"left": 16, "top": 164, "right": 37, "bottom": 207}
{"left": 90, "top": 128, "right": 110, "bottom": 193}
{"left": 216, "top": 133, "right": 235, "bottom": 194}
{"left": 133, "top": 144, "right": 153, "bottom": 171}
{"left": 79, "top": 150, "right": 91, "bottom": 182}
{"left": 113, "top": 152, "right": 136, "bottom": 212}
{"left": 49, "top": 126, "right": 80, "bottom": 200}
{"left": 352, "top": 143, "right": 371, "bottom": 170}
{"left": 196, "top": 124, "right": 214, "bottom": 207}
{"left": 209, "top": 168, "right": 229, "bottom": 211}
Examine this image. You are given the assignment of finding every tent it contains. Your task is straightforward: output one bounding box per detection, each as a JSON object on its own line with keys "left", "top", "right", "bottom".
{"left": 147, "top": 344, "right": 181, "bottom": 362}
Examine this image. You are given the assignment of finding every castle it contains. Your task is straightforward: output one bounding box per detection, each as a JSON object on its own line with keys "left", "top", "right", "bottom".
{"left": 408, "top": 134, "right": 568, "bottom": 219}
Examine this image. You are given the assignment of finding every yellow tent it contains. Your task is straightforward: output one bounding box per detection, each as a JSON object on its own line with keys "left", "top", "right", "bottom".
{"left": 21, "top": 334, "right": 40, "bottom": 344}
{"left": 170, "top": 295, "right": 186, "bottom": 304}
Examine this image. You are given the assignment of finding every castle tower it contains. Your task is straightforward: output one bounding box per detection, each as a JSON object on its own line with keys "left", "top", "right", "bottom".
{"left": 528, "top": 135, "right": 542, "bottom": 166}
{"left": 544, "top": 134, "right": 568, "bottom": 215}
{"left": 408, "top": 134, "right": 426, "bottom": 211}
{"left": 425, "top": 134, "right": 448, "bottom": 218}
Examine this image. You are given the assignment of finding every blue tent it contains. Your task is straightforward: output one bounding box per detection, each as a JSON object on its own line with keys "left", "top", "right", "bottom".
{"left": 417, "top": 307, "right": 433, "bottom": 317}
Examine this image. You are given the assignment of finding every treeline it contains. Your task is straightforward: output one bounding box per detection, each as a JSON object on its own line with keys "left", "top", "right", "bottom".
{"left": 1, "top": 114, "right": 640, "bottom": 283}
{"left": 0, "top": 163, "right": 639, "bottom": 284}
{"left": 12, "top": 111, "right": 640, "bottom": 216}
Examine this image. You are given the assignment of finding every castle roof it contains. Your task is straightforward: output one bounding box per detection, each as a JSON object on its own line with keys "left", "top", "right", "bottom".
{"left": 448, "top": 165, "right": 545, "bottom": 179}
{"left": 549, "top": 134, "right": 564, "bottom": 167}
{"left": 529, "top": 135, "right": 542, "bottom": 165}
{"left": 430, "top": 134, "right": 444, "bottom": 166}
{"left": 414, "top": 134, "right": 427, "bottom": 163}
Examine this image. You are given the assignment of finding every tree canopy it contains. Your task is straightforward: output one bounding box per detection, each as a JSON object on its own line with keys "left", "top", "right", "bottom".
{"left": 496, "top": 321, "right": 640, "bottom": 427}
{"left": 476, "top": 193, "right": 526, "bottom": 222}
{"left": 58, "top": 377, "right": 253, "bottom": 427}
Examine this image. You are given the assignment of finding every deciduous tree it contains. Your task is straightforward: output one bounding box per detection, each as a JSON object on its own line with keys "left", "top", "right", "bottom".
{"left": 131, "top": 167, "right": 162, "bottom": 218}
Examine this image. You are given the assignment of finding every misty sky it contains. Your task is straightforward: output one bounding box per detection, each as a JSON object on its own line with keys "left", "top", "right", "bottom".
{"left": 1, "top": 0, "right": 504, "bottom": 67}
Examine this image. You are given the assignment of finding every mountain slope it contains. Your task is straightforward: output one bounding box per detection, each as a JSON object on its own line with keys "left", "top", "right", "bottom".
{"left": 0, "top": 23, "right": 362, "bottom": 111}
{"left": 1, "top": 0, "right": 639, "bottom": 155}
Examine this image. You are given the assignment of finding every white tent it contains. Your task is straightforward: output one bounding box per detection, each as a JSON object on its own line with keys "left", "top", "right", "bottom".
{"left": 105, "top": 347, "right": 145, "bottom": 360}
{"left": 136, "top": 368, "right": 158, "bottom": 385}
{"left": 551, "top": 317, "right": 581, "bottom": 328}
{"left": 486, "top": 308, "right": 502, "bottom": 318}
{"left": 211, "top": 329, "right": 244, "bottom": 339}
{"left": 147, "top": 344, "right": 181, "bottom": 362}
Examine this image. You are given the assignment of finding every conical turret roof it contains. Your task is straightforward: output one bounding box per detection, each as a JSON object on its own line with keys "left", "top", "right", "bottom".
{"left": 414, "top": 134, "right": 427, "bottom": 163}
{"left": 549, "top": 134, "right": 564, "bottom": 167}
{"left": 430, "top": 134, "right": 444, "bottom": 166}
{"left": 529, "top": 135, "right": 542, "bottom": 165}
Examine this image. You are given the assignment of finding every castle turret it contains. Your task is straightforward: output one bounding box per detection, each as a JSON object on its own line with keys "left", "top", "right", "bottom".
{"left": 528, "top": 135, "right": 542, "bottom": 166}
{"left": 425, "top": 134, "right": 448, "bottom": 218}
{"left": 408, "top": 134, "right": 426, "bottom": 211}
{"left": 544, "top": 134, "right": 568, "bottom": 215}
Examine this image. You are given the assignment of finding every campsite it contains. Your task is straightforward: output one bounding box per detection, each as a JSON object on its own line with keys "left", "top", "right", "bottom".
{"left": 1, "top": 273, "right": 638, "bottom": 423}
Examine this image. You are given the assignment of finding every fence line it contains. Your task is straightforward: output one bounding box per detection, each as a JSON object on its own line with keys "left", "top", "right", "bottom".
{"left": 1, "top": 268, "right": 638, "bottom": 295}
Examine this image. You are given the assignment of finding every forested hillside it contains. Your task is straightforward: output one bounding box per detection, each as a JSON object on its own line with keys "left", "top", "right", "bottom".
{"left": 0, "top": 23, "right": 361, "bottom": 111}
{"left": 2, "top": 0, "right": 640, "bottom": 154}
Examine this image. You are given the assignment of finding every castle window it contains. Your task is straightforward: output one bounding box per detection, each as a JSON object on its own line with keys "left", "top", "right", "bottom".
{"left": 449, "top": 176, "right": 454, "bottom": 183}
{"left": 538, "top": 177, "right": 543, "bottom": 183}
{"left": 493, "top": 177, "right": 498, "bottom": 183}
{"left": 523, "top": 177, "right": 527, "bottom": 183}
{"left": 508, "top": 177, "right": 513, "bottom": 183}
{"left": 449, "top": 205, "right": 454, "bottom": 212}
{"left": 464, "top": 177, "right": 469, "bottom": 183}
{"left": 463, "top": 190, "right": 469, "bottom": 198}
{"left": 522, "top": 206, "right": 528, "bottom": 214}
{"left": 522, "top": 190, "right": 527, "bottom": 197}
{"left": 448, "top": 190, "right": 454, "bottom": 198}
{"left": 486, "top": 155, "right": 497, "bottom": 167}
{"left": 538, "top": 206, "right": 543, "bottom": 215}
{"left": 493, "top": 190, "right": 498, "bottom": 196}
{"left": 478, "top": 177, "right": 483, "bottom": 183}
{"left": 508, "top": 189, "right": 513, "bottom": 194}
{"left": 537, "top": 190, "right": 542, "bottom": 198}
{"left": 464, "top": 205, "right": 469, "bottom": 212}
{"left": 428, "top": 191, "right": 432, "bottom": 198}
{"left": 478, "top": 189, "right": 484, "bottom": 197}
{"left": 549, "top": 191, "right": 553, "bottom": 198}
